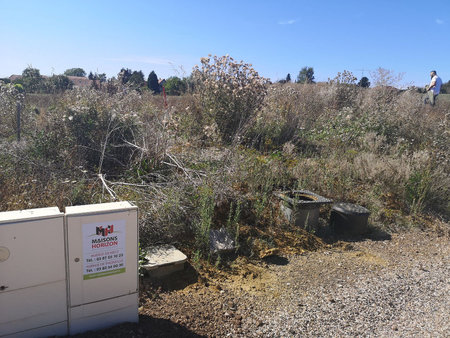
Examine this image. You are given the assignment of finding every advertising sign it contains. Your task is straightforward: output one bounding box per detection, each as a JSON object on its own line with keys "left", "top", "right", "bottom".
{"left": 82, "top": 220, "right": 126, "bottom": 280}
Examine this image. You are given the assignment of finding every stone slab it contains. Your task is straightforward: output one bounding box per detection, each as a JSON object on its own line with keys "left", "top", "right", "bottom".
{"left": 142, "top": 245, "right": 187, "bottom": 277}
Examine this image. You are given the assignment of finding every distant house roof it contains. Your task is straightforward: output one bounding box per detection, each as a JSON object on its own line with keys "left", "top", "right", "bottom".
{"left": 9, "top": 75, "right": 22, "bottom": 81}
{"left": 67, "top": 76, "right": 92, "bottom": 88}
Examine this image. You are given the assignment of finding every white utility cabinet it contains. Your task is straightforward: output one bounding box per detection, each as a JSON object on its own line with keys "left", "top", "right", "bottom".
{"left": 65, "top": 202, "right": 138, "bottom": 335}
{"left": 0, "top": 207, "right": 67, "bottom": 337}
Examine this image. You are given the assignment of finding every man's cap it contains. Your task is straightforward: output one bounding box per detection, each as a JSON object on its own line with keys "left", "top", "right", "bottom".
{"left": 431, "top": 70, "right": 437, "bottom": 74}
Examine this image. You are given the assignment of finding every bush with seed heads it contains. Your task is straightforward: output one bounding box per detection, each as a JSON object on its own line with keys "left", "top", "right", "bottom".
{"left": 193, "top": 55, "right": 269, "bottom": 143}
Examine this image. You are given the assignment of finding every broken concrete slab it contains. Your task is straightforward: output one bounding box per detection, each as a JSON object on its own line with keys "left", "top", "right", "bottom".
{"left": 210, "top": 228, "right": 236, "bottom": 254}
{"left": 141, "top": 245, "right": 187, "bottom": 278}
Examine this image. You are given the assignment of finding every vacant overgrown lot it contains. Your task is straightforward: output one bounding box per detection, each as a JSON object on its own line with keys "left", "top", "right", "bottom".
{"left": 0, "top": 58, "right": 449, "bottom": 260}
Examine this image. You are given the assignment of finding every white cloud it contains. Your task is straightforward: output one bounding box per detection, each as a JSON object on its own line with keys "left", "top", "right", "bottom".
{"left": 435, "top": 18, "right": 444, "bottom": 25}
{"left": 278, "top": 19, "right": 296, "bottom": 25}
{"left": 106, "top": 56, "right": 174, "bottom": 65}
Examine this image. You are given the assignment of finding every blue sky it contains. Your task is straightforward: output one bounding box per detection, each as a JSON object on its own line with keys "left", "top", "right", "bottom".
{"left": 1, "top": 0, "right": 449, "bottom": 86}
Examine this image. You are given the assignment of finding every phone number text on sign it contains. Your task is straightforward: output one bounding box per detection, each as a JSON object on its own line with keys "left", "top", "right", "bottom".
{"left": 82, "top": 219, "right": 126, "bottom": 280}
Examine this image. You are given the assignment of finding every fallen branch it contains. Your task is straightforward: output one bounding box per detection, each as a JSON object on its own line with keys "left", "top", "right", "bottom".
{"left": 164, "top": 153, "right": 207, "bottom": 180}
{"left": 98, "top": 173, "right": 117, "bottom": 200}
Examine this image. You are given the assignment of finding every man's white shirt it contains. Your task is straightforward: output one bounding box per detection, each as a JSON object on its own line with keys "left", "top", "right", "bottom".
{"left": 430, "top": 75, "right": 442, "bottom": 94}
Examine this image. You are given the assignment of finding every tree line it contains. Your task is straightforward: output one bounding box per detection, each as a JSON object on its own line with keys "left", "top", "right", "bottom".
{"left": 0, "top": 67, "right": 192, "bottom": 95}
{"left": 279, "top": 66, "right": 450, "bottom": 92}
{"left": 278, "top": 67, "right": 371, "bottom": 88}
{"left": 3, "top": 66, "right": 449, "bottom": 94}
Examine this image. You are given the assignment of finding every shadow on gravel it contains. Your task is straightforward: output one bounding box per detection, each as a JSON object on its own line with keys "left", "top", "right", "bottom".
{"left": 322, "top": 226, "right": 392, "bottom": 244}
{"left": 340, "top": 227, "right": 392, "bottom": 242}
{"left": 70, "top": 315, "right": 206, "bottom": 338}
{"left": 262, "top": 255, "right": 289, "bottom": 266}
{"left": 141, "top": 262, "right": 199, "bottom": 292}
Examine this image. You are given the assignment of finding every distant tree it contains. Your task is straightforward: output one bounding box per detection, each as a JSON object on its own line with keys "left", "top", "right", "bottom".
{"left": 286, "top": 73, "right": 291, "bottom": 83}
{"left": 128, "top": 70, "right": 146, "bottom": 88}
{"left": 182, "top": 74, "right": 195, "bottom": 93}
{"left": 296, "top": 67, "right": 315, "bottom": 84}
{"left": 64, "top": 68, "right": 86, "bottom": 77}
{"left": 87, "top": 72, "right": 107, "bottom": 82}
{"left": 22, "top": 66, "right": 41, "bottom": 79}
{"left": 106, "top": 78, "right": 119, "bottom": 95}
{"left": 0, "top": 78, "right": 11, "bottom": 84}
{"left": 85, "top": 72, "right": 107, "bottom": 90}
{"left": 97, "top": 73, "right": 107, "bottom": 83}
{"left": 147, "top": 71, "right": 160, "bottom": 93}
{"left": 46, "top": 75, "right": 73, "bottom": 93}
{"left": 164, "top": 76, "right": 186, "bottom": 95}
{"left": 21, "top": 66, "right": 44, "bottom": 92}
{"left": 357, "top": 76, "right": 370, "bottom": 88}
{"left": 118, "top": 68, "right": 132, "bottom": 85}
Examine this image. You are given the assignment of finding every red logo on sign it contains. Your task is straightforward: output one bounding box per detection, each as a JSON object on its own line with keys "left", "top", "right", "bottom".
{"left": 96, "top": 225, "right": 114, "bottom": 236}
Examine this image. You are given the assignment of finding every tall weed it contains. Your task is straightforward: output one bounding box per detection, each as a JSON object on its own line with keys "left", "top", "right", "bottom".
{"left": 193, "top": 55, "right": 269, "bottom": 143}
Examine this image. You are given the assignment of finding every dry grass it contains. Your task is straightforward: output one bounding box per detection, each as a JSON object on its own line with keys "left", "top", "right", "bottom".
{"left": 1, "top": 65, "right": 449, "bottom": 259}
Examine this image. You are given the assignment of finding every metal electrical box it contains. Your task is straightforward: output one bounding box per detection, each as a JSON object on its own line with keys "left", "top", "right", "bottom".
{"left": 65, "top": 202, "right": 139, "bottom": 335}
{"left": 0, "top": 207, "right": 67, "bottom": 337}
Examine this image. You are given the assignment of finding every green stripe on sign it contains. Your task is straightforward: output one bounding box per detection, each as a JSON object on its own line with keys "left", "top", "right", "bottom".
{"left": 83, "top": 268, "right": 126, "bottom": 280}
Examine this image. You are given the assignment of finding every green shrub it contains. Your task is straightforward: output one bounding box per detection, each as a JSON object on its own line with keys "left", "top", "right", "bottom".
{"left": 193, "top": 184, "right": 215, "bottom": 255}
{"left": 164, "top": 76, "right": 187, "bottom": 96}
{"left": 54, "top": 89, "right": 141, "bottom": 174}
{"left": 405, "top": 168, "right": 432, "bottom": 215}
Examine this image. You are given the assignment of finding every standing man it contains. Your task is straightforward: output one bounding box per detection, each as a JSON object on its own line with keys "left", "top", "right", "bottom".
{"left": 425, "top": 70, "right": 442, "bottom": 105}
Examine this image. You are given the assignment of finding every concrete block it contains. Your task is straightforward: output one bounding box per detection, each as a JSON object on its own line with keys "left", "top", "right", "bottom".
{"left": 142, "top": 245, "right": 187, "bottom": 278}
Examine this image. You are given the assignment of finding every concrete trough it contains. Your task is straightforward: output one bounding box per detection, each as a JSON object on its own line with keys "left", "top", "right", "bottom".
{"left": 141, "top": 245, "right": 187, "bottom": 278}
{"left": 275, "top": 190, "right": 332, "bottom": 231}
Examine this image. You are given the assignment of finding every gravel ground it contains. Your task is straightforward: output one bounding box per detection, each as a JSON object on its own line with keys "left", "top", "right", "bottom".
{"left": 238, "top": 230, "right": 450, "bottom": 337}
{"left": 79, "top": 229, "right": 449, "bottom": 337}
